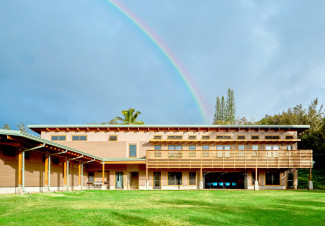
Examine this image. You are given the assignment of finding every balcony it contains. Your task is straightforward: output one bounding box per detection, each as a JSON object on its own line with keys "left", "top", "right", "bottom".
{"left": 146, "top": 150, "right": 313, "bottom": 169}
{"left": 149, "top": 139, "right": 300, "bottom": 144}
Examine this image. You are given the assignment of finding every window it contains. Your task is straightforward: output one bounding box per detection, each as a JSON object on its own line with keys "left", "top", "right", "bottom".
{"left": 168, "top": 172, "right": 182, "bottom": 185}
{"left": 238, "top": 145, "right": 245, "bottom": 150}
{"left": 265, "top": 145, "right": 279, "bottom": 150}
{"left": 202, "top": 151, "right": 210, "bottom": 157}
{"left": 129, "top": 144, "right": 137, "bottom": 157}
{"left": 72, "top": 135, "right": 87, "bottom": 141}
{"left": 202, "top": 135, "right": 210, "bottom": 140}
{"left": 252, "top": 172, "right": 259, "bottom": 185}
{"left": 188, "top": 135, "right": 196, "bottom": 140}
{"left": 265, "top": 135, "right": 280, "bottom": 139}
{"left": 252, "top": 145, "right": 259, "bottom": 150}
{"left": 189, "top": 172, "right": 196, "bottom": 185}
{"left": 265, "top": 172, "right": 280, "bottom": 185}
{"left": 168, "top": 151, "right": 182, "bottom": 158}
{"left": 286, "top": 145, "right": 293, "bottom": 150}
{"left": 51, "top": 135, "right": 66, "bottom": 141}
{"left": 168, "top": 145, "right": 182, "bottom": 150}
{"left": 216, "top": 145, "right": 231, "bottom": 150}
{"left": 109, "top": 135, "right": 117, "bottom": 141}
{"left": 167, "top": 136, "right": 182, "bottom": 140}
{"left": 251, "top": 135, "right": 259, "bottom": 139}
{"left": 154, "top": 151, "right": 161, "bottom": 157}
{"left": 216, "top": 135, "right": 231, "bottom": 139}
{"left": 285, "top": 135, "right": 294, "bottom": 139}
{"left": 237, "top": 135, "right": 246, "bottom": 139}
{"left": 202, "top": 145, "right": 209, "bottom": 150}
{"left": 154, "top": 145, "right": 161, "bottom": 157}
{"left": 189, "top": 145, "right": 196, "bottom": 150}
{"left": 153, "top": 135, "right": 162, "bottom": 139}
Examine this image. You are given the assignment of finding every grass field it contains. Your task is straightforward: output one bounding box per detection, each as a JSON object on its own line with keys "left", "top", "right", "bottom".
{"left": 0, "top": 190, "right": 324, "bottom": 225}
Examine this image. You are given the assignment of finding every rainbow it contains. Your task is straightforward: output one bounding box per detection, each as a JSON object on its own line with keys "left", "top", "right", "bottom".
{"left": 106, "top": 0, "right": 211, "bottom": 123}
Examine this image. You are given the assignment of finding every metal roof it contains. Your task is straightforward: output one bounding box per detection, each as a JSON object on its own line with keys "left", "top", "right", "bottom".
{"left": 28, "top": 124, "right": 310, "bottom": 129}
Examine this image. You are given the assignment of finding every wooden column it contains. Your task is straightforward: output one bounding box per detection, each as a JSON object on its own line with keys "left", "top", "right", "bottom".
{"left": 145, "top": 166, "right": 148, "bottom": 190}
{"left": 18, "top": 151, "right": 23, "bottom": 187}
{"left": 78, "top": 162, "right": 81, "bottom": 187}
{"left": 200, "top": 168, "right": 203, "bottom": 189}
{"left": 102, "top": 163, "right": 105, "bottom": 185}
{"left": 63, "top": 161, "right": 67, "bottom": 188}
{"left": 309, "top": 168, "right": 312, "bottom": 181}
{"left": 44, "top": 154, "right": 49, "bottom": 188}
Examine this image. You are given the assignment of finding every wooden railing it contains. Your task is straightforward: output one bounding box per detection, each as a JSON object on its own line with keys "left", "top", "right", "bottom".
{"left": 146, "top": 150, "right": 313, "bottom": 169}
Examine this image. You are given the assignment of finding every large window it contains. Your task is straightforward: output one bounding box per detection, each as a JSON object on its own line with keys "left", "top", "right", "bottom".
{"left": 265, "top": 145, "right": 279, "bottom": 150}
{"left": 154, "top": 145, "right": 161, "bottom": 150}
{"left": 72, "top": 135, "right": 87, "bottom": 141}
{"left": 238, "top": 145, "right": 245, "bottom": 150}
{"left": 202, "top": 145, "right": 209, "bottom": 150}
{"left": 265, "top": 172, "right": 280, "bottom": 185}
{"left": 168, "top": 172, "right": 182, "bottom": 185}
{"left": 153, "top": 135, "right": 162, "bottom": 139}
{"left": 167, "top": 136, "right": 182, "bottom": 140}
{"left": 189, "top": 145, "right": 196, "bottom": 150}
{"left": 189, "top": 172, "right": 196, "bottom": 185}
{"left": 216, "top": 145, "right": 231, "bottom": 150}
{"left": 154, "top": 145, "right": 161, "bottom": 157}
{"left": 168, "top": 145, "right": 182, "bottom": 150}
{"left": 129, "top": 144, "right": 137, "bottom": 157}
{"left": 51, "top": 135, "right": 66, "bottom": 141}
{"left": 216, "top": 135, "right": 231, "bottom": 139}
{"left": 252, "top": 145, "right": 259, "bottom": 150}
{"left": 189, "top": 145, "right": 196, "bottom": 157}
{"left": 265, "top": 135, "right": 280, "bottom": 139}
{"left": 252, "top": 172, "right": 259, "bottom": 185}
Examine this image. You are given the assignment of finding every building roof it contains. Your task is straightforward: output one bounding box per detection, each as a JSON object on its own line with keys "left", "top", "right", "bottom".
{"left": 28, "top": 124, "right": 310, "bottom": 134}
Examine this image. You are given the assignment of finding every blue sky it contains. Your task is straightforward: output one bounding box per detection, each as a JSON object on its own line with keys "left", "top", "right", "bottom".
{"left": 1, "top": 0, "right": 325, "bottom": 129}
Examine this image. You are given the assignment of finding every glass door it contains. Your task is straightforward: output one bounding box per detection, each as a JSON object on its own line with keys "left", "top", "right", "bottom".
{"left": 153, "top": 172, "right": 161, "bottom": 189}
{"left": 287, "top": 172, "right": 294, "bottom": 189}
{"left": 115, "top": 172, "right": 123, "bottom": 189}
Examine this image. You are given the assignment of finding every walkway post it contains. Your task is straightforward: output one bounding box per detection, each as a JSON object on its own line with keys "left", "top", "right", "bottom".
{"left": 44, "top": 154, "right": 49, "bottom": 192}
{"left": 199, "top": 168, "right": 203, "bottom": 190}
{"left": 17, "top": 149, "right": 23, "bottom": 194}
{"left": 145, "top": 167, "right": 149, "bottom": 190}
{"left": 254, "top": 168, "right": 259, "bottom": 190}
{"left": 308, "top": 168, "right": 313, "bottom": 190}
{"left": 101, "top": 162, "right": 106, "bottom": 190}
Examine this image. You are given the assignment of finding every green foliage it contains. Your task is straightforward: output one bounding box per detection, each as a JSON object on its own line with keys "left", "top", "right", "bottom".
{"left": 298, "top": 169, "right": 325, "bottom": 190}
{"left": 17, "top": 122, "right": 28, "bottom": 133}
{"left": 213, "top": 89, "right": 235, "bottom": 125}
{"left": 257, "top": 98, "right": 325, "bottom": 168}
{"left": 111, "top": 108, "right": 145, "bottom": 125}
{"left": 0, "top": 190, "right": 324, "bottom": 225}
{"left": 1, "top": 124, "right": 10, "bottom": 130}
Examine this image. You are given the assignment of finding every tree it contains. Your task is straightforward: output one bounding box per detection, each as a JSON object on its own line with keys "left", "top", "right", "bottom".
{"left": 2, "top": 124, "right": 10, "bottom": 130}
{"left": 221, "top": 96, "right": 225, "bottom": 121}
{"left": 112, "top": 108, "right": 144, "bottom": 125}
{"left": 17, "top": 122, "right": 28, "bottom": 133}
{"left": 226, "top": 88, "right": 235, "bottom": 123}
{"left": 257, "top": 98, "right": 325, "bottom": 168}
{"left": 213, "top": 97, "right": 221, "bottom": 124}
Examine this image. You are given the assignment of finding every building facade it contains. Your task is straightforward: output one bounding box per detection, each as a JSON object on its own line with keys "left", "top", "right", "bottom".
{"left": 0, "top": 125, "right": 313, "bottom": 193}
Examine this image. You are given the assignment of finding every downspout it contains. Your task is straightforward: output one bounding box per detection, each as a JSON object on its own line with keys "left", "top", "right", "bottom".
{"left": 48, "top": 149, "right": 68, "bottom": 192}
{"left": 66, "top": 155, "right": 84, "bottom": 191}
{"left": 22, "top": 143, "right": 46, "bottom": 193}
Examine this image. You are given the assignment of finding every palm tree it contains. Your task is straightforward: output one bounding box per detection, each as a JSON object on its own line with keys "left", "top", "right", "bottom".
{"left": 111, "top": 108, "right": 144, "bottom": 125}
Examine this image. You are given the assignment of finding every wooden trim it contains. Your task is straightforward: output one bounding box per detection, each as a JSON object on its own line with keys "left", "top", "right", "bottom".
{"left": 63, "top": 161, "right": 67, "bottom": 186}
{"left": 104, "top": 161, "right": 146, "bottom": 164}
{"left": 71, "top": 135, "right": 88, "bottom": 141}
{"left": 45, "top": 155, "right": 49, "bottom": 186}
{"left": 78, "top": 162, "right": 81, "bottom": 186}
{"left": 18, "top": 151, "right": 22, "bottom": 186}
{"left": 50, "top": 135, "right": 67, "bottom": 141}
{"left": 102, "top": 163, "right": 105, "bottom": 185}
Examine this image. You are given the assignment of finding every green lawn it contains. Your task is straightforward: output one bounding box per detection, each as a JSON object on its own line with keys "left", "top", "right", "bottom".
{"left": 0, "top": 190, "right": 324, "bottom": 225}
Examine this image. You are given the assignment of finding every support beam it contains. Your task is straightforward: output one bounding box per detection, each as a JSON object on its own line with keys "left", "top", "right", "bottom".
{"left": 78, "top": 162, "right": 81, "bottom": 189}
{"left": 17, "top": 150, "right": 23, "bottom": 193}
{"left": 63, "top": 160, "right": 67, "bottom": 191}
{"left": 199, "top": 168, "right": 203, "bottom": 190}
{"left": 101, "top": 163, "right": 106, "bottom": 190}
{"left": 308, "top": 168, "right": 313, "bottom": 190}
{"left": 44, "top": 154, "right": 49, "bottom": 192}
{"left": 145, "top": 166, "right": 149, "bottom": 190}
{"left": 254, "top": 168, "right": 259, "bottom": 190}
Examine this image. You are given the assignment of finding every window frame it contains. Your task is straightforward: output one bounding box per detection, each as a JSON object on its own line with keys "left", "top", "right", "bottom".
{"left": 189, "top": 172, "right": 197, "bottom": 185}
{"left": 285, "top": 135, "right": 294, "bottom": 139}
{"left": 168, "top": 172, "right": 182, "bottom": 186}
{"left": 201, "top": 135, "right": 210, "bottom": 140}
{"left": 128, "top": 143, "right": 137, "bottom": 158}
{"left": 109, "top": 135, "right": 118, "bottom": 141}
{"left": 72, "top": 135, "right": 88, "bottom": 141}
{"left": 265, "top": 172, "right": 280, "bottom": 185}
{"left": 167, "top": 135, "right": 183, "bottom": 140}
{"left": 153, "top": 135, "right": 162, "bottom": 139}
{"left": 215, "top": 135, "right": 232, "bottom": 139}
{"left": 251, "top": 135, "right": 260, "bottom": 140}
{"left": 237, "top": 135, "right": 246, "bottom": 140}
{"left": 188, "top": 135, "right": 197, "bottom": 140}
{"left": 51, "top": 135, "right": 67, "bottom": 141}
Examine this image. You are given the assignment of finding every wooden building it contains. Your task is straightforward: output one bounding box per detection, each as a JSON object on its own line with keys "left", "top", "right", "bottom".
{"left": 0, "top": 125, "right": 313, "bottom": 193}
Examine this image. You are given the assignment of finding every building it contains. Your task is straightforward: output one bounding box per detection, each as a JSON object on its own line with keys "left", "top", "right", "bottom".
{"left": 0, "top": 125, "right": 313, "bottom": 194}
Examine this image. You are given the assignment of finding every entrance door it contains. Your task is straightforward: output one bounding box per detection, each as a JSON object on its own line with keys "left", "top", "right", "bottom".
{"left": 88, "top": 172, "right": 94, "bottom": 183}
{"left": 130, "top": 172, "right": 139, "bottom": 189}
{"left": 287, "top": 172, "right": 294, "bottom": 189}
{"left": 116, "top": 172, "right": 123, "bottom": 189}
{"left": 153, "top": 172, "right": 161, "bottom": 189}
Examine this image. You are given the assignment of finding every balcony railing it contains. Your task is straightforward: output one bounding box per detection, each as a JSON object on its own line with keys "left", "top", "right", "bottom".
{"left": 146, "top": 150, "right": 313, "bottom": 169}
